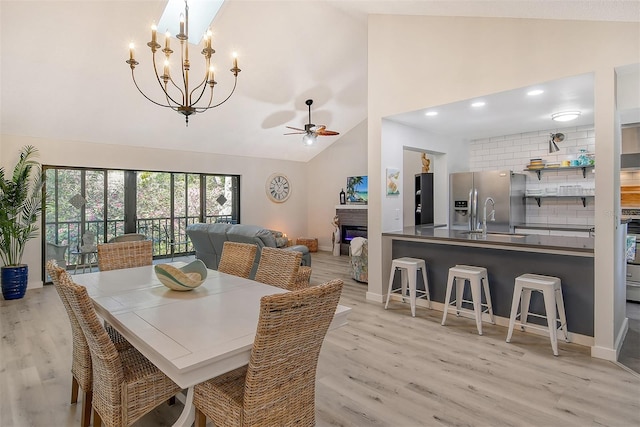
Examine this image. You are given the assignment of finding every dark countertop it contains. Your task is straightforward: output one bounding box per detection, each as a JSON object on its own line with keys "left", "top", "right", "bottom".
{"left": 383, "top": 226, "right": 594, "bottom": 254}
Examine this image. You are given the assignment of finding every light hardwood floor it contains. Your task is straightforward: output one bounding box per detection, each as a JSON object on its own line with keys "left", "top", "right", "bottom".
{"left": 1, "top": 252, "right": 638, "bottom": 426}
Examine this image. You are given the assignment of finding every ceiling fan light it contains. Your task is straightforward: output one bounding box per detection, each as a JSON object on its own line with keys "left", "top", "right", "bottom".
{"left": 302, "top": 133, "right": 315, "bottom": 146}
{"left": 551, "top": 111, "right": 581, "bottom": 122}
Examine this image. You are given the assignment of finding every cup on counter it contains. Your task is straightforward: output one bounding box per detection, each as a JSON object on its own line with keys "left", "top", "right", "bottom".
{"left": 570, "top": 159, "right": 580, "bottom": 167}
{"left": 562, "top": 160, "right": 570, "bottom": 167}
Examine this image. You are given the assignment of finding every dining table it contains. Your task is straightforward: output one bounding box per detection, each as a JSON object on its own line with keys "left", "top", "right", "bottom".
{"left": 73, "top": 262, "right": 351, "bottom": 427}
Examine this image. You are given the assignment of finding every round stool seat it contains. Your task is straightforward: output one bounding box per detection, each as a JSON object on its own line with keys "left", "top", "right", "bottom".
{"left": 385, "top": 257, "right": 431, "bottom": 317}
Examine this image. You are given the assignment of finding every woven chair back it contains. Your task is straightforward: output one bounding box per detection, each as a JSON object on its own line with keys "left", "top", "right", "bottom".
{"left": 57, "top": 271, "right": 125, "bottom": 426}
{"left": 254, "top": 247, "right": 302, "bottom": 290}
{"left": 46, "top": 260, "right": 92, "bottom": 392}
{"left": 243, "top": 279, "right": 344, "bottom": 425}
{"left": 97, "top": 240, "right": 152, "bottom": 272}
{"left": 293, "top": 265, "right": 312, "bottom": 290}
{"left": 218, "top": 242, "right": 257, "bottom": 279}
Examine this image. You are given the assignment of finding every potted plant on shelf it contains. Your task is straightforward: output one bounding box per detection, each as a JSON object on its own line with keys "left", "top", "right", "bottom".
{"left": 0, "top": 146, "right": 43, "bottom": 300}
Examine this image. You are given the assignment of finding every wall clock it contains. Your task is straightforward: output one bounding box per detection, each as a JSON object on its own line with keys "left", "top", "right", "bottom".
{"left": 266, "top": 173, "right": 291, "bottom": 203}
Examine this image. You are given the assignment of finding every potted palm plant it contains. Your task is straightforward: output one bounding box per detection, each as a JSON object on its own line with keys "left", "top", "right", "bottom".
{"left": 0, "top": 146, "right": 43, "bottom": 300}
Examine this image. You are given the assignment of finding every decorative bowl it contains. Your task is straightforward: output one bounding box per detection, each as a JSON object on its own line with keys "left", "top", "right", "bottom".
{"left": 154, "top": 259, "right": 208, "bottom": 291}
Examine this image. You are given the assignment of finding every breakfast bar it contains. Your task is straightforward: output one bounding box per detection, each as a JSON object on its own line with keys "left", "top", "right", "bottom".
{"left": 383, "top": 226, "right": 595, "bottom": 342}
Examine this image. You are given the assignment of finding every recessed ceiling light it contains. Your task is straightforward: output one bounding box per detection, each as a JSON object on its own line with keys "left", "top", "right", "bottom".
{"left": 527, "top": 89, "right": 544, "bottom": 96}
{"left": 551, "top": 111, "right": 581, "bottom": 122}
{"left": 471, "top": 101, "right": 486, "bottom": 107}
{"left": 425, "top": 111, "right": 438, "bottom": 116}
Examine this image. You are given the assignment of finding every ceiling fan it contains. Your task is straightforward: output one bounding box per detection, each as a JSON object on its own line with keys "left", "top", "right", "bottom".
{"left": 285, "top": 99, "right": 339, "bottom": 145}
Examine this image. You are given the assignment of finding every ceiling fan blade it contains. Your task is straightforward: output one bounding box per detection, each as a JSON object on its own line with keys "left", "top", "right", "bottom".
{"left": 317, "top": 129, "right": 340, "bottom": 136}
{"left": 284, "top": 131, "right": 306, "bottom": 135}
{"left": 285, "top": 126, "right": 306, "bottom": 132}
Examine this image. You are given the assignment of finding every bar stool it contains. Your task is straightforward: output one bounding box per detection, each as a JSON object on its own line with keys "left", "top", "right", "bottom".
{"left": 384, "top": 257, "right": 431, "bottom": 317}
{"left": 441, "top": 265, "right": 494, "bottom": 335}
{"left": 506, "top": 273, "right": 569, "bottom": 356}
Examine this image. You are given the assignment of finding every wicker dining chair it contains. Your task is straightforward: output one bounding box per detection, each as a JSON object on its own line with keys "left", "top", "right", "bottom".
{"left": 45, "top": 260, "right": 131, "bottom": 427}
{"left": 254, "top": 247, "right": 302, "bottom": 290}
{"left": 97, "top": 240, "right": 152, "bottom": 272}
{"left": 193, "top": 279, "right": 344, "bottom": 427}
{"left": 218, "top": 242, "right": 258, "bottom": 279}
{"left": 56, "top": 270, "right": 181, "bottom": 427}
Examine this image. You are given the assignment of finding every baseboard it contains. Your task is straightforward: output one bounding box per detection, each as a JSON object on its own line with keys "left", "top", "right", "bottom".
{"left": 365, "top": 292, "right": 384, "bottom": 303}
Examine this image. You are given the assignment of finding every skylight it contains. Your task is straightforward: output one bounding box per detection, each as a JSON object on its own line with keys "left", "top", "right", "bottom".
{"left": 158, "top": 0, "right": 225, "bottom": 45}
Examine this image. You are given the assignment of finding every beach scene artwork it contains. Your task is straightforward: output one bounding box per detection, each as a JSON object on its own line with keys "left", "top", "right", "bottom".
{"left": 346, "top": 176, "right": 368, "bottom": 204}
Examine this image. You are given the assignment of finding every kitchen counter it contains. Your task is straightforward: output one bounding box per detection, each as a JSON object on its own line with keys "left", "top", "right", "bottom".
{"left": 384, "top": 225, "right": 594, "bottom": 254}
{"left": 382, "top": 226, "right": 595, "bottom": 340}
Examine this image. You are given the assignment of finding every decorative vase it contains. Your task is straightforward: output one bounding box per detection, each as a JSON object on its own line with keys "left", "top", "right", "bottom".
{"left": 1, "top": 265, "right": 28, "bottom": 300}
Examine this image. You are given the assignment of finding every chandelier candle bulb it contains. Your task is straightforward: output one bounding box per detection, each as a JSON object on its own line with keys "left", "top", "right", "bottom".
{"left": 179, "top": 14, "right": 185, "bottom": 35}
{"left": 129, "top": 43, "right": 134, "bottom": 60}
{"left": 151, "top": 24, "right": 157, "bottom": 44}
{"left": 233, "top": 52, "right": 238, "bottom": 69}
{"left": 165, "top": 31, "right": 170, "bottom": 50}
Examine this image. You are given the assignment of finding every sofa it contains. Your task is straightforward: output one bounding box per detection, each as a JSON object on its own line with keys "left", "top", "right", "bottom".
{"left": 186, "top": 223, "right": 311, "bottom": 278}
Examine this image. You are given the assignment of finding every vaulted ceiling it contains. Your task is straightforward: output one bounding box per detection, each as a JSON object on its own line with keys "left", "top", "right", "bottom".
{"left": 1, "top": 1, "right": 638, "bottom": 162}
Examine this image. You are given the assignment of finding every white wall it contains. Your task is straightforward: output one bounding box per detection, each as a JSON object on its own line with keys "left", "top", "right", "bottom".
{"left": 1, "top": 134, "right": 309, "bottom": 289}
{"left": 368, "top": 14, "right": 640, "bottom": 361}
{"left": 306, "top": 120, "right": 368, "bottom": 251}
{"left": 382, "top": 119, "right": 466, "bottom": 231}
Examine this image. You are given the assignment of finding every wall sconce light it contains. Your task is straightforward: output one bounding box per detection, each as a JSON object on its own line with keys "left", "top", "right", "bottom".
{"left": 551, "top": 111, "right": 581, "bottom": 122}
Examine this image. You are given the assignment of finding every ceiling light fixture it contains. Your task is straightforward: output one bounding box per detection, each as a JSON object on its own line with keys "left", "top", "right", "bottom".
{"left": 425, "top": 111, "right": 438, "bottom": 116}
{"left": 551, "top": 111, "right": 581, "bottom": 122}
{"left": 471, "top": 101, "right": 486, "bottom": 107}
{"left": 126, "top": 0, "right": 241, "bottom": 126}
{"left": 527, "top": 89, "right": 544, "bottom": 96}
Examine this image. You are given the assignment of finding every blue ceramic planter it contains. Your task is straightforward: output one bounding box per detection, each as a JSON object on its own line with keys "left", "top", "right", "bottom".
{"left": 1, "top": 265, "right": 28, "bottom": 300}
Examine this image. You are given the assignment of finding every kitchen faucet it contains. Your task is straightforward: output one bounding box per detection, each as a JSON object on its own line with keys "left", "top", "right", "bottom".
{"left": 482, "top": 197, "right": 496, "bottom": 236}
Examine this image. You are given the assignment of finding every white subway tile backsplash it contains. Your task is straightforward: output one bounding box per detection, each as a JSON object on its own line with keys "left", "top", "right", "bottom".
{"left": 471, "top": 124, "right": 595, "bottom": 226}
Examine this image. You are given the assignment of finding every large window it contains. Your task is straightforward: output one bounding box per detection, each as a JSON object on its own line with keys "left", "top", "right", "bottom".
{"left": 43, "top": 166, "right": 240, "bottom": 271}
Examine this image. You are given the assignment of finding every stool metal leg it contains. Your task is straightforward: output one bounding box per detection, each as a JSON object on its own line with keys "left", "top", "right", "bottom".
{"left": 420, "top": 266, "right": 431, "bottom": 308}
{"left": 555, "top": 287, "right": 570, "bottom": 342}
{"left": 441, "top": 271, "right": 455, "bottom": 325}
{"left": 520, "top": 289, "right": 532, "bottom": 331}
{"left": 542, "top": 287, "right": 559, "bottom": 356}
{"left": 455, "top": 278, "right": 464, "bottom": 316}
{"left": 481, "top": 275, "right": 495, "bottom": 324}
{"left": 407, "top": 265, "right": 417, "bottom": 317}
{"left": 384, "top": 267, "right": 397, "bottom": 310}
{"left": 506, "top": 283, "right": 523, "bottom": 343}
{"left": 469, "top": 278, "right": 483, "bottom": 335}
{"left": 400, "top": 268, "right": 409, "bottom": 303}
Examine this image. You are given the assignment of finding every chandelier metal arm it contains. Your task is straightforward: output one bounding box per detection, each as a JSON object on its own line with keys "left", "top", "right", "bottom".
{"left": 130, "top": 70, "right": 175, "bottom": 109}
{"left": 195, "top": 76, "right": 237, "bottom": 111}
{"left": 151, "top": 51, "right": 184, "bottom": 107}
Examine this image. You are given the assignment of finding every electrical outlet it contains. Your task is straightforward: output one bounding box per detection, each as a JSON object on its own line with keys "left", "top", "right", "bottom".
{"left": 395, "top": 208, "right": 400, "bottom": 220}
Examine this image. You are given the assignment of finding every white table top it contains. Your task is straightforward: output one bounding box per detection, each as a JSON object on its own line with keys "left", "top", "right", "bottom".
{"left": 73, "top": 264, "right": 350, "bottom": 389}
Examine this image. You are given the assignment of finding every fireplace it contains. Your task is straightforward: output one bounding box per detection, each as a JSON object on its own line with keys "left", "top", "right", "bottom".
{"left": 335, "top": 206, "right": 367, "bottom": 255}
{"left": 341, "top": 225, "right": 368, "bottom": 244}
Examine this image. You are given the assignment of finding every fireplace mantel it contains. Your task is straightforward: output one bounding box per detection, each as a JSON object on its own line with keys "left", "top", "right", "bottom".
{"left": 335, "top": 205, "right": 368, "bottom": 210}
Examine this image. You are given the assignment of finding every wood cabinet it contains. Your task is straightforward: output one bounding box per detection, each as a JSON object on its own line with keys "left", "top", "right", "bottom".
{"left": 415, "top": 173, "right": 434, "bottom": 225}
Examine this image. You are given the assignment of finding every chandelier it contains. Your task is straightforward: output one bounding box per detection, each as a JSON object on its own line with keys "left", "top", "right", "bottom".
{"left": 125, "top": 0, "right": 241, "bottom": 126}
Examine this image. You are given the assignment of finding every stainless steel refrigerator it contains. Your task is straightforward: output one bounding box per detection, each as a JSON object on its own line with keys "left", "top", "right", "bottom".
{"left": 449, "top": 170, "right": 526, "bottom": 232}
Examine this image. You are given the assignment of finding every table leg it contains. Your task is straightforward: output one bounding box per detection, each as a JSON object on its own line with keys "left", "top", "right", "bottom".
{"left": 172, "top": 387, "right": 195, "bottom": 427}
